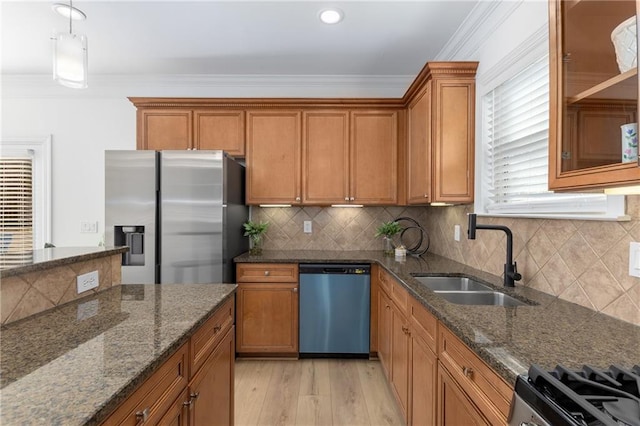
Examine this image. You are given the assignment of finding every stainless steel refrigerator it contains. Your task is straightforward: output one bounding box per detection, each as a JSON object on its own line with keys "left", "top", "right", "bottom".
{"left": 105, "top": 150, "right": 248, "bottom": 284}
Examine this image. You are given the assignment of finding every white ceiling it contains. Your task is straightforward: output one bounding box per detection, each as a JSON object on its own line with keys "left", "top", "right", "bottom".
{"left": 1, "top": 1, "right": 480, "bottom": 78}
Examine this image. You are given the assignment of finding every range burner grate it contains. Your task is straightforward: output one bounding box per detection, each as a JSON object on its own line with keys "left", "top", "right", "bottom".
{"left": 527, "top": 364, "right": 640, "bottom": 426}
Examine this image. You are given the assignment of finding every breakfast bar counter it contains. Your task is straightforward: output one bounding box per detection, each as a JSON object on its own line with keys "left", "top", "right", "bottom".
{"left": 0, "top": 283, "right": 236, "bottom": 425}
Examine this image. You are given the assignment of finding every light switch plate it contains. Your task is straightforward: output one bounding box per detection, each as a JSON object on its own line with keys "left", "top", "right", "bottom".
{"left": 454, "top": 225, "right": 461, "bottom": 242}
{"left": 303, "top": 221, "right": 312, "bottom": 234}
{"left": 77, "top": 270, "right": 99, "bottom": 293}
{"left": 629, "top": 242, "right": 640, "bottom": 278}
{"left": 80, "top": 221, "right": 98, "bottom": 233}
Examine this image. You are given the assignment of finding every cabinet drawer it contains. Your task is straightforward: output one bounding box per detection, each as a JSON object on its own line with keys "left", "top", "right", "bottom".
{"left": 408, "top": 297, "right": 438, "bottom": 353}
{"left": 377, "top": 267, "right": 392, "bottom": 295}
{"left": 102, "top": 343, "right": 188, "bottom": 426}
{"left": 378, "top": 268, "right": 408, "bottom": 314}
{"left": 190, "top": 296, "right": 234, "bottom": 378}
{"left": 438, "top": 326, "right": 512, "bottom": 425}
{"left": 236, "top": 263, "right": 298, "bottom": 283}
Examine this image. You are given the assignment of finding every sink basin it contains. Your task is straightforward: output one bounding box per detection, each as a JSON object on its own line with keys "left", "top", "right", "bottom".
{"left": 434, "top": 291, "right": 527, "bottom": 307}
{"left": 412, "top": 275, "right": 492, "bottom": 292}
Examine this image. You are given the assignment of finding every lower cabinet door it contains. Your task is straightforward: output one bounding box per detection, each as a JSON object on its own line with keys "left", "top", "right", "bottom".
{"left": 410, "top": 334, "right": 437, "bottom": 426}
{"left": 390, "top": 307, "right": 409, "bottom": 422}
{"left": 188, "top": 327, "right": 235, "bottom": 426}
{"left": 437, "top": 364, "right": 490, "bottom": 426}
{"left": 377, "top": 289, "right": 392, "bottom": 377}
{"left": 157, "top": 388, "right": 189, "bottom": 426}
{"left": 236, "top": 283, "right": 299, "bottom": 354}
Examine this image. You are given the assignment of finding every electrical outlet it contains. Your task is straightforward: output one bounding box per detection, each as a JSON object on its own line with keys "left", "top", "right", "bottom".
{"left": 80, "top": 221, "right": 98, "bottom": 233}
{"left": 454, "top": 225, "right": 461, "bottom": 242}
{"left": 77, "top": 270, "right": 99, "bottom": 294}
{"left": 629, "top": 242, "right": 640, "bottom": 278}
{"left": 303, "top": 220, "right": 312, "bottom": 234}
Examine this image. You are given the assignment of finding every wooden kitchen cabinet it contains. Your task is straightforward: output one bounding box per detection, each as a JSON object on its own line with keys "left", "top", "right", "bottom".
{"left": 350, "top": 110, "right": 398, "bottom": 204}
{"left": 437, "top": 366, "right": 490, "bottom": 426}
{"left": 408, "top": 297, "right": 438, "bottom": 426}
{"left": 437, "top": 325, "right": 512, "bottom": 425}
{"left": 235, "top": 263, "right": 299, "bottom": 355}
{"left": 302, "top": 110, "right": 350, "bottom": 204}
{"left": 549, "top": 0, "right": 640, "bottom": 190}
{"left": 377, "top": 270, "right": 410, "bottom": 423}
{"left": 193, "top": 110, "right": 245, "bottom": 156}
{"left": 246, "top": 111, "right": 302, "bottom": 205}
{"left": 377, "top": 285, "right": 393, "bottom": 378}
{"left": 186, "top": 327, "right": 235, "bottom": 426}
{"left": 406, "top": 63, "right": 477, "bottom": 204}
{"left": 135, "top": 107, "right": 245, "bottom": 155}
{"left": 138, "top": 109, "right": 193, "bottom": 151}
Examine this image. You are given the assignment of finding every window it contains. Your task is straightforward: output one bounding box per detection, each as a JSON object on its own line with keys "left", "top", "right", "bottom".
{"left": 0, "top": 137, "right": 51, "bottom": 267}
{"left": 480, "top": 55, "right": 625, "bottom": 219}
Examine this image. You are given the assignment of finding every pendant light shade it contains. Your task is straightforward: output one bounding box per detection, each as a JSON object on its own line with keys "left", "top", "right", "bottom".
{"left": 52, "top": 0, "right": 88, "bottom": 89}
{"left": 53, "top": 32, "right": 88, "bottom": 89}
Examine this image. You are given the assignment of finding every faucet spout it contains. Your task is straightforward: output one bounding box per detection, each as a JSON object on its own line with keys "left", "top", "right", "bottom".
{"left": 467, "top": 214, "right": 522, "bottom": 287}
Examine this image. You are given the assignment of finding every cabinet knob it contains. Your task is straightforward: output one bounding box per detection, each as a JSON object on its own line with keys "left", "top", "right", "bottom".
{"left": 350, "top": 197, "right": 355, "bottom": 201}
{"left": 264, "top": 270, "right": 270, "bottom": 276}
{"left": 424, "top": 194, "right": 428, "bottom": 198}
{"left": 214, "top": 325, "right": 222, "bottom": 333}
{"left": 345, "top": 197, "right": 349, "bottom": 201}
{"left": 293, "top": 287, "right": 298, "bottom": 293}
{"left": 135, "top": 407, "right": 150, "bottom": 424}
{"left": 462, "top": 366, "right": 474, "bottom": 378}
{"left": 295, "top": 196, "right": 301, "bottom": 202}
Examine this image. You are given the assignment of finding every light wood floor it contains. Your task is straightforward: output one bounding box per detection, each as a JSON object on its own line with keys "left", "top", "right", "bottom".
{"left": 234, "top": 359, "right": 405, "bottom": 426}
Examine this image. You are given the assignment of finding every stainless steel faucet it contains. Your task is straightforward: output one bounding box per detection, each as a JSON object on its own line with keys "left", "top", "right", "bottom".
{"left": 467, "top": 213, "right": 522, "bottom": 287}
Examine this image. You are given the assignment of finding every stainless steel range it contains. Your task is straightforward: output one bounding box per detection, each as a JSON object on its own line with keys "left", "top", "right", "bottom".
{"left": 508, "top": 364, "right": 640, "bottom": 426}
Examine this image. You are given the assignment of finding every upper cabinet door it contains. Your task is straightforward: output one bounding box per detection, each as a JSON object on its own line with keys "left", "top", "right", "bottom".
{"left": 350, "top": 111, "right": 398, "bottom": 205}
{"left": 194, "top": 110, "right": 245, "bottom": 156}
{"left": 407, "top": 83, "right": 432, "bottom": 204}
{"left": 549, "top": 0, "right": 640, "bottom": 190}
{"left": 302, "top": 111, "right": 350, "bottom": 204}
{"left": 138, "top": 109, "right": 193, "bottom": 150}
{"left": 432, "top": 79, "right": 475, "bottom": 203}
{"left": 246, "top": 111, "right": 302, "bottom": 205}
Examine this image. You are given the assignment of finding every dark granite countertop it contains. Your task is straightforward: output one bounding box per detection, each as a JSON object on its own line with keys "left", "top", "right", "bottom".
{"left": 235, "top": 250, "right": 640, "bottom": 384}
{"left": 0, "top": 283, "right": 236, "bottom": 425}
{"left": 0, "top": 246, "right": 129, "bottom": 278}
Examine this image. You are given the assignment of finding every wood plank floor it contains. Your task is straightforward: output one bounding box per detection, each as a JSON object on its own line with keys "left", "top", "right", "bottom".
{"left": 235, "top": 359, "right": 405, "bottom": 426}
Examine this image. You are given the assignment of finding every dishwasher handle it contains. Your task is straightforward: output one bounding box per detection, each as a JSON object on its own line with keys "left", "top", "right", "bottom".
{"left": 299, "top": 264, "right": 370, "bottom": 275}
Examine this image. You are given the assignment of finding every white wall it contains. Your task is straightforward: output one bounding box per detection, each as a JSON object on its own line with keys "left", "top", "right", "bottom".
{"left": 1, "top": 95, "right": 136, "bottom": 246}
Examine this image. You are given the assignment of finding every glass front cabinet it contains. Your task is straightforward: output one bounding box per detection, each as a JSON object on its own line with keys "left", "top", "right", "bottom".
{"left": 549, "top": 0, "right": 640, "bottom": 190}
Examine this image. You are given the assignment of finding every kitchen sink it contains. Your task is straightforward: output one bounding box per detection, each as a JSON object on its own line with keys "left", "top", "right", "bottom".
{"left": 411, "top": 275, "right": 493, "bottom": 292}
{"left": 434, "top": 291, "right": 528, "bottom": 307}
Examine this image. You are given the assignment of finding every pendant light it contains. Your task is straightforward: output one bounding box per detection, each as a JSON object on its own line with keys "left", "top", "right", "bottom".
{"left": 52, "top": 0, "right": 88, "bottom": 89}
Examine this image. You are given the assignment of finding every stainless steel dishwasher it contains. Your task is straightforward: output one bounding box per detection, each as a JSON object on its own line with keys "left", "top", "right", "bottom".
{"left": 299, "top": 263, "right": 370, "bottom": 357}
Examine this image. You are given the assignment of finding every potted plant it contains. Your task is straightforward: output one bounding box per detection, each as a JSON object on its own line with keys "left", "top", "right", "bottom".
{"left": 243, "top": 220, "right": 269, "bottom": 255}
{"left": 375, "top": 221, "right": 403, "bottom": 255}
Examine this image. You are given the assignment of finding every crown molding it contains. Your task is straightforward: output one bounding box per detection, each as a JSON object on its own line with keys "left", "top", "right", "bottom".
{"left": 1, "top": 73, "right": 414, "bottom": 100}
{"left": 436, "top": 0, "right": 524, "bottom": 61}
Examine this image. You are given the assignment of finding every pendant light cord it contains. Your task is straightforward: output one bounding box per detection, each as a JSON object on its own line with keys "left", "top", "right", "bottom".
{"left": 69, "top": 0, "right": 73, "bottom": 34}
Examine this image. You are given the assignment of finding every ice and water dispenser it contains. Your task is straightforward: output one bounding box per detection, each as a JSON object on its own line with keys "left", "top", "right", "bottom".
{"left": 114, "top": 226, "right": 145, "bottom": 266}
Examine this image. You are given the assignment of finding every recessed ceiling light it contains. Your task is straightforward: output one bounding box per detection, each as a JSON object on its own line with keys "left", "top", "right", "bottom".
{"left": 319, "top": 8, "right": 343, "bottom": 25}
{"left": 52, "top": 3, "right": 87, "bottom": 21}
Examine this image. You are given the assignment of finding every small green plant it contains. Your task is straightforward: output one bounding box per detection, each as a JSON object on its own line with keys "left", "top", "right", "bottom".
{"left": 375, "top": 221, "right": 403, "bottom": 255}
{"left": 374, "top": 221, "right": 403, "bottom": 238}
{"left": 243, "top": 220, "right": 269, "bottom": 255}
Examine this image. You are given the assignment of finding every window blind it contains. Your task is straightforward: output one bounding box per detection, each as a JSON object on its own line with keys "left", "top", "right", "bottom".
{"left": 0, "top": 154, "right": 34, "bottom": 268}
{"left": 484, "top": 55, "right": 610, "bottom": 215}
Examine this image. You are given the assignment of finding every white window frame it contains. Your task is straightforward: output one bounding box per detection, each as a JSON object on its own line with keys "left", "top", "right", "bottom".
{"left": 0, "top": 136, "right": 52, "bottom": 248}
{"left": 475, "top": 27, "right": 627, "bottom": 221}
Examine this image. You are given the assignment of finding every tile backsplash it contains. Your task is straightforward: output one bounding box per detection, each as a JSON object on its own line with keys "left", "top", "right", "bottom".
{"left": 252, "top": 197, "right": 640, "bottom": 326}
